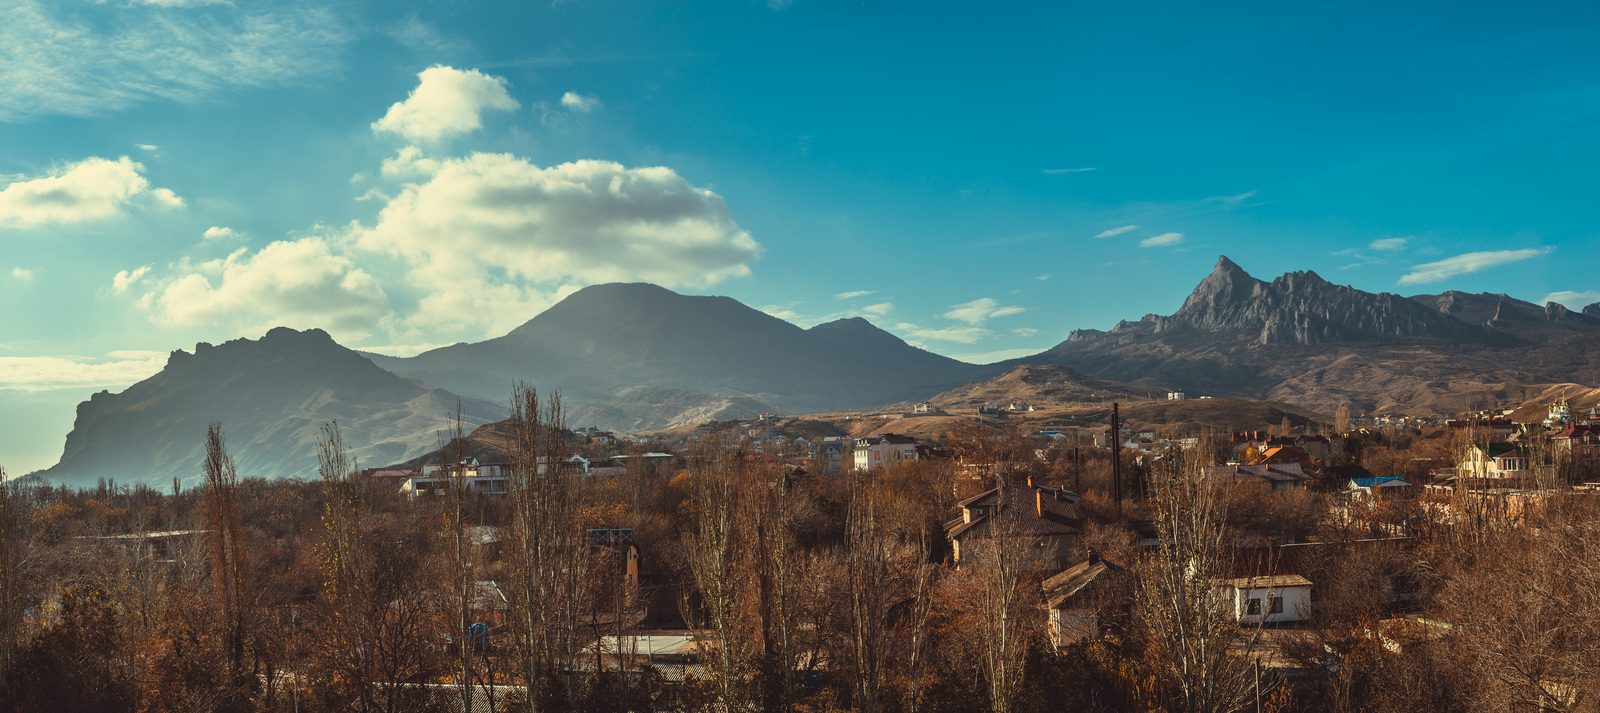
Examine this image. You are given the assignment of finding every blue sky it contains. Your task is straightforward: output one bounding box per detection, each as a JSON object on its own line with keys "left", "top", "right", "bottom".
{"left": 2, "top": 0, "right": 1599, "bottom": 473}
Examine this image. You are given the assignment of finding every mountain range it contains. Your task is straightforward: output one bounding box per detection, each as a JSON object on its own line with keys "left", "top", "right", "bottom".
{"left": 1024, "top": 256, "right": 1600, "bottom": 414}
{"left": 33, "top": 257, "right": 1600, "bottom": 485}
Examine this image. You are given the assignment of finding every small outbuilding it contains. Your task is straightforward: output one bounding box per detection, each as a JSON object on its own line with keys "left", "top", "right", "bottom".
{"left": 1219, "top": 574, "right": 1312, "bottom": 625}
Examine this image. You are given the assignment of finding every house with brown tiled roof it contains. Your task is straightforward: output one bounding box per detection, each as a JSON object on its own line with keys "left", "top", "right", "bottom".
{"left": 1202, "top": 463, "right": 1313, "bottom": 491}
{"left": 1042, "top": 552, "right": 1131, "bottom": 647}
{"left": 945, "top": 478, "right": 1082, "bottom": 568}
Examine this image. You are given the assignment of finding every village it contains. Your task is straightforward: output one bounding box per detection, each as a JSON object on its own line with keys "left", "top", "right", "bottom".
{"left": 9, "top": 390, "right": 1595, "bottom": 711}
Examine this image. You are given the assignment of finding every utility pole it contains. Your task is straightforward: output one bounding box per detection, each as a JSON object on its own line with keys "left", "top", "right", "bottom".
{"left": 1111, "top": 402, "right": 1122, "bottom": 518}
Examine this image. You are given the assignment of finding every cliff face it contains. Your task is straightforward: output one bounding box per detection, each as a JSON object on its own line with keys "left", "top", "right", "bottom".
{"left": 42, "top": 328, "right": 503, "bottom": 486}
{"left": 1020, "top": 256, "right": 1600, "bottom": 415}
{"left": 1143, "top": 256, "right": 1484, "bottom": 345}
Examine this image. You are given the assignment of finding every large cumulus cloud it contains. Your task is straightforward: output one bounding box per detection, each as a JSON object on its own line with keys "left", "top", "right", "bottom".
{"left": 352, "top": 153, "right": 762, "bottom": 335}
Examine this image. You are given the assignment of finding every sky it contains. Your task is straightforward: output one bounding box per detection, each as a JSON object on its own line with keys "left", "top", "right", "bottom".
{"left": 3, "top": 0, "right": 1599, "bottom": 474}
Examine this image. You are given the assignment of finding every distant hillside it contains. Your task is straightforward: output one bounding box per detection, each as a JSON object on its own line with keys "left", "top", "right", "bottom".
{"left": 38, "top": 328, "right": 503, "bottom": 487}
{"left": 927, "top": 364, "right": 1150, "bottom": 410}
{"left": 368, "top": 283, "right": 1003, "bottom": 425}
{"left": 1020, "top": 256, "right": 1600, "bottom": 415}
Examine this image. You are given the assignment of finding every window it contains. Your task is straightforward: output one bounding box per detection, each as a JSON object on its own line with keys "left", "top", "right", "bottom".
{"left": 1245, "top": 597, "right": 1261, "bottom": 615}
{"left": 1269, "top": 596, "right": 1283, "bottom": 614}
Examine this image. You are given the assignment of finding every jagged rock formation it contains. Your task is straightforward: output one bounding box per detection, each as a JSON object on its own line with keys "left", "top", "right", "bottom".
{"left": 1021, "top": 256, "right": 1600, "bottom": 415}
{"left": 1129, "top": 256, "right": 1484, "bottom": 345}
{"left": 40, "top": 328, "right": 503, "bottom": 487}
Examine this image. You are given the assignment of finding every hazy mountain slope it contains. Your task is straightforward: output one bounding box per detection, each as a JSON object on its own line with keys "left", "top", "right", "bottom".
{"left": 1021, "top": 256, "right": 1600, "bottom": 415}
{"left": 927, "top": 364, "right": 1149, "bottom": 410}
{"left": 371, "top": 283, "right": 1001, "bottom": 415}
{"left": 39, "top": 328, "right": 503, "bottom": 487}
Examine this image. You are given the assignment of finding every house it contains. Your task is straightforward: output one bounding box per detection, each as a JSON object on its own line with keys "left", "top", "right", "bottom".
{"left": 1251, "top": 446, "right": 1314, "bottom": 469}
{"left": 1042, "top": 553, "right": 1131, "bottom": 646}
{"left": 1458, "top": 443, "right": 1533, "bottom": 479}
{"left": 945, "top": 479, "right": 1081, "bottom": 568}
{"left": 406, "top": 459, "right": 510, "bottom": 497}
{"left": 1007, "top": 401, "right": 1036, "bottom": 412}
{"left": 1218, "top": 574, "right": 1313, "bottom": 624}
{"left": 853, "top": 433, "right": 919, "bottom": 470}
{"left": 1167, "top": 390, "right": 1185, "bottom": 401}
{"left": 76, "top": 529, "right": 209, "bottom": 563}
{"left": 589, "top": 528, "right": 641, "bottom": 608}
{"left": 1347, "top": 476, "right": 1412, "bottom": 499}
{"left": 978, "top": 403, "right": 1001, "bottom": 416}
{"left": 815, "top": 438, "right": 847, "bottom": 473}
{"left": 1201, "top": 463, "right": 1313, "bottom": 490}
{"left": 913, "top": 402, "right": 933, "bottom": 414}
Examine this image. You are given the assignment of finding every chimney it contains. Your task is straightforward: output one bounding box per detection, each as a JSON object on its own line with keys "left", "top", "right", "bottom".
{"left": 1088, "top": 549, "right": 1100, "bottom": 566}
{"left": 1036, "top": 489, "right": 1045, "bottom": 519}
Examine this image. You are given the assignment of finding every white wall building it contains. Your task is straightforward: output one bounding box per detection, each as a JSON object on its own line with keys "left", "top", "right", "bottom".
{"left": 1219, "top": 575, "right": 1312, "bottom": 624}
{"left": 853, "top": 434, "right": 918, "bottom": 470}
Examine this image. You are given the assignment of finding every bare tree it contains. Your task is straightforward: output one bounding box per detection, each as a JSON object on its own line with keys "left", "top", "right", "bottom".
{"left": 0, "top": 467, "right": 26, "bottom": 692}
{"left": 504, "top": 383, "right": 591, "bottom": 710}
{"left": 681, "top": 442, "right": 751, "bottom": 710}
{"left": 1138, "top": 444, "right": 1260, "bottom": 713}
{"left": 843, "top": 469, "right": 898, "bottom": 713}
{"left": 203, "top": 423, "right": 252, "bottom": 681}
{"left": 969, "top": 484, "right": 1036, "bottom": 713}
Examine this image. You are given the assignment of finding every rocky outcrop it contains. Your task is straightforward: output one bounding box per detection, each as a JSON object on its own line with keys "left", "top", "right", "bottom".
{"left": 1074, "top": 256, "right": 1482, "bottom": 346}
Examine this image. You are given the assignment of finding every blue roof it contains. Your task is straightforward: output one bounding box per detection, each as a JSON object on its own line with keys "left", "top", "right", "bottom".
{"left": 1351, "top": 476, "right": 1409, "bottom": 488}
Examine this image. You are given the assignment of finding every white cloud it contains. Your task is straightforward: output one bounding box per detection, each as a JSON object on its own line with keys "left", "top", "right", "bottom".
{"left": 560, "top": 91, "right": 600, "bottom": 113}
{"left": 947, "top": 347, "right": 1043, "bottom": 364}
{"left": 1541, "top": 290, "right": 1600, "bottom": 310}
{"left": 11, "top": 268, "right": 33, "bottom": 282}
{"left": 112, "top": 265, "right": 151, "bottom": 293}
{"left": 1011, "top": 327, "right": 1037, "bottom": 337}
{"left": 1397, "top": 247, "right": 1553, "bottom": 286}
{"left": 942, "top": 298, "right": 1025, "bottom": 325}
{"left": 380, "top": 145, "right": 443, "bottom": 178}
{"left": 142, "top": 238, "right": 390, "bottom": 339}
{"left": 372, "top": 66, "right": 519, "bottom": 143}
{"left": 356, "top": 342, "right": 453, "bottom": 358}
{"left": 862, "top": 302, "right": 893, "bottom": 317}
{"left": 1033, "top": 274, "right": 1050, "bottom": 281}
{"left": 0, "top": 156, "right": 181, "bottom": 228}
{"left": 0, "top": 353, "right": 167, "bottom": 392}
{"left": 202, "top": 226, "right": 240, "bottom": 240}
{"left": 1094, "top": 225, "right": 1138, "bottom": 238}
{"left": 1207, "top": 190, "right": 1258, "bottom": 206}
{"left": 894, "top": 322, "right": 989, "bottom": 344}
{"left": 1369, "top": 237, "right": 1409, "bottom": 252}
{"left": 1042, "top": 167, "right": 1095, "bottom": 174}
{"left": 1140, "top": 232, "right": 1184, "bottom": 248}
{"left": 761, "top": 306, "right": 801, "bottom": 322}
{"left": 835, "top": 290, "right": 874, "bottom": 300}
{"left": 0, "top": 0, "right": 348, "bottom": 121}
{"left": 352, "top": 154, "right": 761, "bottom": 336}
{"left": 135, "top": 143, "right": 159, "bottom": 152}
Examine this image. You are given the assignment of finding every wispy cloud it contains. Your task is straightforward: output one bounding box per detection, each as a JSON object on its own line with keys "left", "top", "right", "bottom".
{"left": 943, "top": 298, "right": 1025, "bottom": 325}
{"left": 0, "top": 353, "right": 166, "bottom": 392}
{"left": 1541, "top": 290, "right": 1600, "bottom": 310}
{"left": 1139, "top": 232, "right": 1184, "bottom": 248}
{"left": 1033, "top": 274, "right": 1050, "bottom": 281}
{"left": 560, "top": 91, "right": 600, "bottom": 113}
{"left": 894, "top": 322, "right": 989, "bottom": 344}
{"left": 947, "top": 347, "right": 1043, "bottom": 364}
{"left": 1094, "top": 225, "right": 1138, "bottom": 239}
{"left": 1397, "top": 247, "right": 1553, "bottom": 286}
{"left": 835, "top": 290, "right": 874, "bottom": 300}
{"left": 11, "top": 268, "right": 34, "bottom": 282}
{"left": 1042, "top": 167, "right": 1095, "bottom": 174}
{"left": 1206, "top": 190, "right": 1258, "bottom": 206}
{"left": 862, "top": 302, "right": 892, "bottom": 317}
{"left": 761, "top": 306, "right": 801, "bottom": 321}
{"left": 1369, "top": 236, "right": 1409, "bottom": 252}
{"left": 0, "top": 1, "right": 349, "bottom": 121}
{"left": 112, "top": 265, "right": 151, "bottom": 293}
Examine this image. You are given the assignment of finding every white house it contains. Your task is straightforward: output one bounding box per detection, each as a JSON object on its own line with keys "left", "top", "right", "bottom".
{"left": 853, "top": 434, "right": 918, "bottom": 470}
{"left": 1167, "top": 390, "right": 1186, "bottom": 401}
{"left": 1347, "top": 476, "right": 1412, "bottom": 499}
{"left": 1219, "top": 575, "right": 1312, "bottom": 624}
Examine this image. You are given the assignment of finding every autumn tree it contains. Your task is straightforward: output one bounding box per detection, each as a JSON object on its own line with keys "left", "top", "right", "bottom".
{"left": 203, "top": 423, "right": 253, "bottom": 683}
{"left": 1137, "top": 443, "right": 1261, "bottom": 713}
